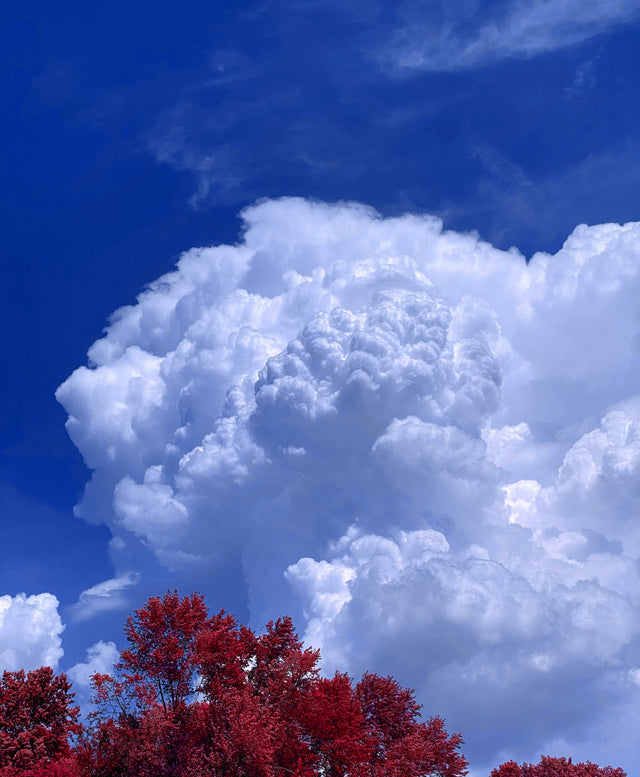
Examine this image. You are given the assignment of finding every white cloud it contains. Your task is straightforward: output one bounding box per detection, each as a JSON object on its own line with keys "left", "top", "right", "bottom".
{"left": 287, "top": 523, "right": 636, "bottom": 672}
{"left": 68, "top": 640, "right": 119, "bottom": 690}
{"left": 0, "top": 593, "right": 64, "bottom": 671}
{"left": 383, "top": 0, "right": 640, "bottom": 73}
{"left": 287, "top": 515, "right": 639, "bottom": 765}
{"left": 57, "top": 197, "right": 640, "bottom": 767}
{"left": 67, "top": 640, "right": 120, "bottom": 717}
{"left": 70, "top": 573, "right": 140, "bottom": 622}
{"left": 285, "top": 401, "right": 640, "bottom": 768}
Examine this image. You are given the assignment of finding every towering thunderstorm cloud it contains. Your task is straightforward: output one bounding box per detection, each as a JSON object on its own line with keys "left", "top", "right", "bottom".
{"left": 57, "top": 198, "right": 640, "bottom": 770}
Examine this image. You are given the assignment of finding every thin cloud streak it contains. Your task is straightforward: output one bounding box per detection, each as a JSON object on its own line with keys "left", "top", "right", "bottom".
{"left": 70, "top": 573, "right": 141, "bottom": 622}
{"left": 382, "top": 0, "right": 640, "bottom": 72}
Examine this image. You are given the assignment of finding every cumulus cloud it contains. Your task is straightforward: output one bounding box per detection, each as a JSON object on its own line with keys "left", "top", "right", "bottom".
{"left": 0, "top": 593, "right": 64, "bottom": 671}
{"left": 381, "top": 0, "right": 640, "bottom": 73}
{"left": 57, "top": 197, "right": 640, "bottom": 767}
{"left": 70, "top": 572, "right": 140, "bottom": 622}
{"left": 287, "top": 518, "right": 638, "bottom": 761}
{"left": 68, "top": 640, "right": 119, "bottom": 689}
{"left": 68, "top": 640, "right": 120, "bottom": 717}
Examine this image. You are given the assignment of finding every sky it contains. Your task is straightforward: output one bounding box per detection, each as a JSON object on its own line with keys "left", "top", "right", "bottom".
{"left": 1, "top": 0, "right": 639, "bottom": 773}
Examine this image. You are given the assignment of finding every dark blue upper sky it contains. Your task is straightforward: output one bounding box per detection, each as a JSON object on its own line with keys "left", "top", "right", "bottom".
{"left": 1, "top": 1, "right": 640, "bottom": 769}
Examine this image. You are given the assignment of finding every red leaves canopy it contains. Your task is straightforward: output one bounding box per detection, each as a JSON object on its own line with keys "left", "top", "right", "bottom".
{"left": 355, "top": 673, "right": 467, "bottom": 777}
{"left": 82, "top": 590, "right": 468, "bottom": 777}
{"left": 0, "top": 666, "right": 79, "bottom": 776}
{"left": 4, "top": 592, "right": 626, "bottom": 777}
{"left": 491, "top": 756, "right": 627, "bottom": 777}
{"left": 120, "top": 590, "right": 209, "bottom": 714}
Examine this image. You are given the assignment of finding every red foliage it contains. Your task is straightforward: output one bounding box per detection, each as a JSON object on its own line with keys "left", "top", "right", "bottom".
{"left": 7, "top": 757, "right": 80, "bottom": 777}
{"left": 301, "top": 672, "right": 373, "bottom": 777}
{"left": 78, "top": 590, "right": 468, "bottom": 777}
{"left": 492, "top": 761, "right": 524, "bottom": 777}
{"left": 120, "top": 590, "right": 209, "bottom": 714}
{"left": 6, "top": 593, "right": 626, "bottom": 777}
{"left": 0, "top": 666, "right": 80, "bottom": 776}
{"left": 491, "top": 755, "right": 627, "bottom": 777}
{"left": 355, "top": 673, "right": 467, "bottom": 777}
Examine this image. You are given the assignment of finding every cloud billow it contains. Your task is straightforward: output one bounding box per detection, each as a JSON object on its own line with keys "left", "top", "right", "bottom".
{"left": 0, "top": 593, "right": 64, "bottom": 672}
{"left": 57, "top": 198, "right": 640, "bottom": 769}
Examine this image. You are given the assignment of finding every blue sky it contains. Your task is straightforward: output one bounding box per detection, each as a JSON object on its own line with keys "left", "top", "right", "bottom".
{"left": 1, "top": 1, "right": 640, "bottom": 773}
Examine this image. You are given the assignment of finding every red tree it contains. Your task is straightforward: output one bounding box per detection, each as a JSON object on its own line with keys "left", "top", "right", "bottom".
{"left": 355, "top": 673, "right": 467, "bottom": 777}
{"left": 491, "top": 756, "right": 626, "bottom": 777}
{"left": 79, "top": 590, "right": 468, "bottom": 777}
{"left": 120, "top": 589, "right": 209, "bottom": 714}
{"left": 197, "top": 612, "right": 321, "bottom": 775}
{"left": 0, "top": 666, "right": 80, "bottom": 776}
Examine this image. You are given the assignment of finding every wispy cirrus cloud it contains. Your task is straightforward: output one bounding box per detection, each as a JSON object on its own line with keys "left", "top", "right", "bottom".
{"left": 381, "top": 0, "right": 640, "bottom": 73}
{"left": 436, "top": 138, "right": 640, "bottom": 250}
{"left": 70, "top": 572, "right": 140, "bottom": 622}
